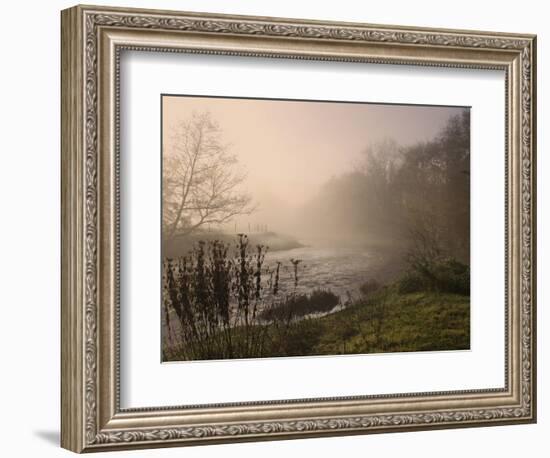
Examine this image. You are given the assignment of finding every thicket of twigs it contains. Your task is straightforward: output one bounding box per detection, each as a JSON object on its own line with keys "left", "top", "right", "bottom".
{"left": 162, "top": 235, "right": 340, "bottom": 360}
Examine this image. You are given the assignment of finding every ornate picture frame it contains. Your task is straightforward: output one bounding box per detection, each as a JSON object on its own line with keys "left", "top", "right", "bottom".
{"left": 61, "top": 4, "right": 536, "bottom": 453}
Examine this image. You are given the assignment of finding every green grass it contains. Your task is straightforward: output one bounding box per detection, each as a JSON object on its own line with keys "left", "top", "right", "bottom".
{"left": 319, "top": 288, "right": 470, "bottom": 355}
{"left": 164, "top": 286, "right": 470, "bottom": 361}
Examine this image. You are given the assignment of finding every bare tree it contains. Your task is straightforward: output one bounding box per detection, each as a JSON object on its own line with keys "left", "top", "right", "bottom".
{"left": 163, "top": 111, "right": 255, "bottom": 240}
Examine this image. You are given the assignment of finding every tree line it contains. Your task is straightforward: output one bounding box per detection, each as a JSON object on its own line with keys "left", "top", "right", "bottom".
{"left": 303, "top": 109, "right": 470, "bottom": 264}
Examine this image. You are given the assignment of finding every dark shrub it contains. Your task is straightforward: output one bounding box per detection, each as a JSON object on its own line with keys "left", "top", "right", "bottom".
{"left": 398, "top": 257, "right": 469, "bottom": 295}
{"left": 308, "top": 289, "right": 340, "bottom": 313}
{"left": 435, "top": 258, "right": 470, "bottom": 295}
{"left": 398, "top": 271, "right": 426, "bottom": 294}
{"left": 261, "top": 289, "right": 339, "bottom": 321}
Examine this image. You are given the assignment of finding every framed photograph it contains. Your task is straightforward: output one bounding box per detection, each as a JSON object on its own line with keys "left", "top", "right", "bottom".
{"left": 61, "top": 4, "right": 537, "bottom": 453}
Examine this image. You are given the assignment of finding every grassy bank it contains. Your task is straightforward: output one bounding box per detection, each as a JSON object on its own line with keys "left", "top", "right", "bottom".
{"left": 305, "top": 287, "right": 469, "bottom": 356}
{"left": 164, "top": 285, "right": 469, "bottom": 361}
{"left": 162, "top": 236, "right": 470, "bottom": 361}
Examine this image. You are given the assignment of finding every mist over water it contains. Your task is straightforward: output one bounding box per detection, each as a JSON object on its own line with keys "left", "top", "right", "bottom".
{"left": 161, "top": 96, "right": 471, "bottom": 361}
{"left": 163, "top": 96, "right": 470, "bottom": 286}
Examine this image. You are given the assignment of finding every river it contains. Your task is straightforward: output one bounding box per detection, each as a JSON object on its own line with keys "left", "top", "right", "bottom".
{"left": 162, "top": 239, "right": 402, "bottom": 351}
{"left": 263, "top": 241, "right": 395, "bottom": 303}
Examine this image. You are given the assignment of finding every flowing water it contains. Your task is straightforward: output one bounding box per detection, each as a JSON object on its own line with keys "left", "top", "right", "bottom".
{"left": 264, "top": 241, "right": 382, "bottom": 303}
{"left": 162, "top": 238, "right": 401, "bottom": 351}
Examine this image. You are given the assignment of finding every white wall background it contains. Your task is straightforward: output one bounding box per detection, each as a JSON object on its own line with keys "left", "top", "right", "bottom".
{"left": 0, "top": 0, "right": 546, "bottom": 456}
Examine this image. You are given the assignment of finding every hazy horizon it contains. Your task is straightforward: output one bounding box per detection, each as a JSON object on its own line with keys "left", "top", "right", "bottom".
{"left": 162, "top": 95, "right": 465, "bottom": 237}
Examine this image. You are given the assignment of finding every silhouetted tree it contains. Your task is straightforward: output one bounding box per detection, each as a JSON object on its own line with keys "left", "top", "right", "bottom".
{"left": 301, "top": 109, "right": 470, "bottom": 263}
{"left": 163, "top": 111, "right": 255, "bottom": 240}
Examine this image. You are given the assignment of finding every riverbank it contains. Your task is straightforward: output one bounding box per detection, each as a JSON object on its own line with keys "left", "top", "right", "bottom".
{"left": 163, "top": 284, "right": 470, "bottom": 361}
{"left": 161, "top": 235, "right": 470, "bottom": 361}
{"left": 289, "top": 288, "right": 470, "bottom": 356}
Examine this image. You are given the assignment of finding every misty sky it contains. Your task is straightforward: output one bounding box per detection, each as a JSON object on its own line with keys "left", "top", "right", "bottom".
{"left": 163, "top": 95, "right": 464, "bottom": 233}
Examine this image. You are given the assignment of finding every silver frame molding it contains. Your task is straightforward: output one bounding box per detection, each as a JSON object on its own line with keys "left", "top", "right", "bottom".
{"left": 61, "top": 4, "right": 537, "bottom": 453}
